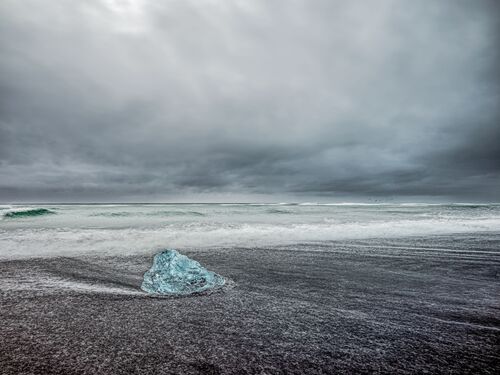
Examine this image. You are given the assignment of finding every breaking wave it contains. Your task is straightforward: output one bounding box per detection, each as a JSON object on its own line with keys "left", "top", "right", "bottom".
{"left": 3, "top": 208, "right": 56, "bottom": 219}
{"left": 1, "top": 216, "right": 499, "bottom": 259}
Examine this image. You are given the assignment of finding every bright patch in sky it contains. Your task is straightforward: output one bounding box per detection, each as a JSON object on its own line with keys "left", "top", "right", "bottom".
{"left": 102, "top": 0, "right": 149, "bottom": 34}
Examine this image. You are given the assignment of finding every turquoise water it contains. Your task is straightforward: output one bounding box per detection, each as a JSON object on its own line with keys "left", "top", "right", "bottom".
{"left": 3, "top": 208, "right": 56, "bottom": 218}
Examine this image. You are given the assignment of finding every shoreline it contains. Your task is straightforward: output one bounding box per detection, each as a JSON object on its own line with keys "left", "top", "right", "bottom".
{"left": 1, "top": 233, "right": 499, "bottom": 374}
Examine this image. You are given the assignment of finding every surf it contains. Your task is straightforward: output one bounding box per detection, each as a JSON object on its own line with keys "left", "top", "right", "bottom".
{"left": 3, "top": 208, "right": 56, "bottom": 219}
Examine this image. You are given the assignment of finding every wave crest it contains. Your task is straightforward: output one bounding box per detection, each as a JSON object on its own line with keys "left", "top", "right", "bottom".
{"left": 3, "top": 208, "right": 55, "bottom": 219}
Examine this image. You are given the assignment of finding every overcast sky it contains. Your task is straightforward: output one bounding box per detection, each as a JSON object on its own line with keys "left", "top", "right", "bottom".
{"left": 0, "top": 0, "right": 499, "bottom": 202}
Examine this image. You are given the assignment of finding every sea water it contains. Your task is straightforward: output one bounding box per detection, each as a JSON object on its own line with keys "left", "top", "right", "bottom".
{"left": 0, "top": 203, "right": 499, "bottom": 259}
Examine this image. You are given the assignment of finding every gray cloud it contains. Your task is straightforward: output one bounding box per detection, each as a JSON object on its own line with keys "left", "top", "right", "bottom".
{"left": 0, "top": 0, "right": 499, "bottom": 202}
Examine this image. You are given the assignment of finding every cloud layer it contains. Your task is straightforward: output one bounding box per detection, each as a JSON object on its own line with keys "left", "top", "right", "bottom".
{"left": 1, "top": 0, "right": 499, "bottom": 202}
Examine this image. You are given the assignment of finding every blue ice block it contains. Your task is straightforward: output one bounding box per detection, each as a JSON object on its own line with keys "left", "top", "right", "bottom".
{"left": 142, "top": 249, "right": 225, "bottom": 295}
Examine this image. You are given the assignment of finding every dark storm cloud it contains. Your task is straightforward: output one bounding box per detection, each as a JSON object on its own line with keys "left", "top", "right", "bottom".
{"left": 0, "top": 0, "right": 499, "bottom": 202}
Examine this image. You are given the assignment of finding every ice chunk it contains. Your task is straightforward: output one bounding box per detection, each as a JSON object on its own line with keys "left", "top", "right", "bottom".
{"left": 141, "top": 249, "right": 225, "bottom": 295}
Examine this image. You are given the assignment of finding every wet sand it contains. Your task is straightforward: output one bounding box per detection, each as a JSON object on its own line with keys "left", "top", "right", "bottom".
{"left": 1, "top": 233, "right": 499, "bottom": 374}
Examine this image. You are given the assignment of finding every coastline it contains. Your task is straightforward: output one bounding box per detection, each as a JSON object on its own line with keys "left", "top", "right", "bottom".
{"left": 1, "top": 233, "right": 499, "bottom": 374}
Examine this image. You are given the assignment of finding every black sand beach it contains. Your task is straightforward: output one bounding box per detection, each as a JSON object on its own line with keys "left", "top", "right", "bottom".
{"left": 1, "top": 233, "right": 499, "bottom": 374}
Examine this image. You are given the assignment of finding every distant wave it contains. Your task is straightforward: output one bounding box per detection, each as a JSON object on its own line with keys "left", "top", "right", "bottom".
{"left": 90, "top": 210, "right": 206, "bottom": 218}
{"left": 3, "top": 208, "right": 55, "bottom": 219}
{"left": 90, "top": 212, "right": 134, "bottom": 217}
{"left": 266, "top": 208, "right": 293, "bottom": 214}
{"left": 148, "top": 211, "right": 205, "bottom": 217}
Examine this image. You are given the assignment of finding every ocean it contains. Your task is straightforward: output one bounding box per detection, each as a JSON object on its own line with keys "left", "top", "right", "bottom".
{"left": 1, "top": 203, "right": 499, "bottom": 374}
{"left": 1, "top": 203, "right": 499, "bottom": 259}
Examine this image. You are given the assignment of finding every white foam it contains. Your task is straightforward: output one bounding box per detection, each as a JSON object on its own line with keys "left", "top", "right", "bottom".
{"left": 0, "top": 274, "right": 142, "bottom": 295}
{"left": 1, "top": 216, "right": 499, "bottom": 259}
